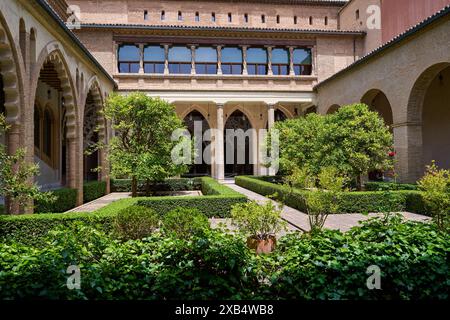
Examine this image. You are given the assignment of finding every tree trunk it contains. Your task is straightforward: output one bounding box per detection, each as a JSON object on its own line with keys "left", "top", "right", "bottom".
{"left": 356, "top": 174, "right": 362, "bottom": 191}
{"left": 131, "top": 176, "right": 138, "bottom": 197}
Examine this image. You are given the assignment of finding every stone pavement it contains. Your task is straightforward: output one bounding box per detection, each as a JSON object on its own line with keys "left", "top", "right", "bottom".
{"left": 221, "top": 179, "right": 430, "bottom": 232}
{"left": 66, "top": 192, "right": 132, "bottom": 213}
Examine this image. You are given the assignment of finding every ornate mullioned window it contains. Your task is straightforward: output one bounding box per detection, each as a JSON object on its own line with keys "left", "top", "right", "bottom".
{"left": 293, "top": 48, "right": 312, "bottom": 75}
{"left": 221, "top": 47, "right": 243, "bottom": 75}
{"left": 271, "top": 48, "right": 289, "bottom": 75}
{"left": 118, "top": 45, "right": 140, "bottom": 73}
{"left": 195, "top": 47, "right": 217, "bottom": 74}
{"left": 247, "top": 48, "right": 268, "bottom": 75}
{"left": 168, "top": 46, "right": 192, "bottom": 74}
{"left": 144, "top": 46, "right": 165, "bottom": 74}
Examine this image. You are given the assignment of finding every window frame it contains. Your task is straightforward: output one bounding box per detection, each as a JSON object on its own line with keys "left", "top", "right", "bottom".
{"left": 143, "top": 45, "right": 165, "bottom": 74}
{"left": 118, "top": 44, "right": 140, "bottom": 74}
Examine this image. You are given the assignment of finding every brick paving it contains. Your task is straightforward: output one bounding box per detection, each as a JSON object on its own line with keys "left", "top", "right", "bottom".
{"left": 222, "top": 179, "right": 430, "bottom": 232}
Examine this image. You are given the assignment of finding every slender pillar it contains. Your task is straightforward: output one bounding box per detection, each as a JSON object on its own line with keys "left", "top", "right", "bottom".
{"left": 267, "top": 104, "right": 276, "bottom": 176}
{"left": 5, "top": 124, "right": 21, "bottom": 214}
{"left": 288, "top": 46, "right": 295, "bottom": 76}
{"left": 216, "top": 45, "right": 223, "bottom": 75}
{"left": 241, "top": 45, "right": 248, "bottom": 75}
{"left": 163, "top": 44, "right": 170, "bottom": 75}
{"left": 215, "top": 103, "right": 225, "bottom": 180}
{"left": 266, "top": 46, "right": 273, "bottom": 76}
{"left": 138, "top": 44, "right": 144, "bottom": 74}
{"left": 113, "top": 42, "right": 120, "bottom": 73}
{"left": 310, "top": 46, "right": 316, "bottom": 76}
{"left": 190, "top": 45, "right": 196, "bottom": 75}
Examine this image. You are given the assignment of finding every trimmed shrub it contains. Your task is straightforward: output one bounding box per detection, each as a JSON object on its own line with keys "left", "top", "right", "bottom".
{"left": 0, "top": 204, "right": 4, "bottom": 214}
{"left": 83, "top": 181, "right": 107, "bottom": 203}
{"left": 365, "top": 181, "right": 418, "bottom": 191}
{"left": 161, "top": 207, "right": 209, "bottom": 238}
{"left": 111, "top": 178, "right": 202, "bottom": 193}
{"left": 114, "top": 205, "right": 159, "bottom": 240}
{"left": 0, "top": 211, "right": 117, "bottom": 247}
{"left": 34, "top": 188, "right": 77, "bottom": 213}
{"left": 235, "top": 176, "right": 428, "bottom": 215}
{"left": 137, "top": 177, "right": 246, "bottom": 218}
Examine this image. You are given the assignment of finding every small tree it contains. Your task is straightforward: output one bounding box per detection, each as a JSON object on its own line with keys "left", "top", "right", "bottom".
{"left": 418, "top": 161, "right": 450, "bottom": 231}
{"left": 104, "top": 93, "right": 191, "bottom": 197}
{"left": 0, "top": 114, "right": 52, "bottom": 213}
{"left": 274, "top": 104, "right": 393, "bottom": 190}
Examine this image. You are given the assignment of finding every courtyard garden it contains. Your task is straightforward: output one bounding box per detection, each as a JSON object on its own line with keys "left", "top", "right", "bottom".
{"left": 0, "top": 96, "right": 448, "bottom": 300}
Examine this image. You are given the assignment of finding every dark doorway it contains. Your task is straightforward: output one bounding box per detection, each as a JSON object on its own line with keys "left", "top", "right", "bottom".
{"left": 183, "top": 110, "right": 211, "bottom": 176}
{"left": 224, "top": 110, "right": 253, "bottom": 177}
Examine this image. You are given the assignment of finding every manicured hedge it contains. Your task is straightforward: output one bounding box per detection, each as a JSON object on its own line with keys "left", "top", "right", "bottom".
{"left": 0, "top": 204, "right": 4, "bottom": 214}
{"left": 83, "top": 181, "right": 107, "bottom": 203}
{"left": 0, "top": 211, "right": 117, "bottom": 247}
{"left": 365, "top": 181, "right": 418, "bottom": 191}
{"left": 137, "top": 177, "right": 247, "bottom": 218}
{"left": 235, "top": 176, "right": 429, "bottom": 215}
{"left": 111, "top": 178, "right": 202, "bottom": 193}
{"left": 0, "top": 177, "right": 246, "bottom": 245}
{"left": 34, "top": 188, "right": 78, "bottom": 213}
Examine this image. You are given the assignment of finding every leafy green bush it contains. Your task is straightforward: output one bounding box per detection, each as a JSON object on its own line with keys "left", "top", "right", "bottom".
{"left": 0, "top": 204, "right": 4, "bottom": 214}
{"left": 0, "top": 217, "right": 448, "bottom": 300}
{"left": 268, "top": 215, "right": 449, "bottom": 300}
{"left": 83, "top": 181, "right": 107, "bottom": 203}
{"left": 34, "top": 188, "right": 78, "bottom": 213}
{"left": 114, "top": 205, "right": 160, "bottom": 240}
{"left": 365, "top": 181, "right": 418, "bottom": 191}
{"left": 111, "top": 178, "right": 201, "bottom": 192}
{"left": 162, "top": 207, "right": 209, "bottom": 238}
{"left": 235, "top": 176, "right": 427, "bottom": 215}
{"left": 231, "top": 201, "right": 286, "bottom": 240}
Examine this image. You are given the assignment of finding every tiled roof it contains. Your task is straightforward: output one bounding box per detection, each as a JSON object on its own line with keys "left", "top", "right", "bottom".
{"left": 81, "top": 23, "right": 365, "bottom": 36}
{"left": 164, "top": 0, "right": 348, "bottom": 5}
{"left": 35, "top": 0, "right": 116, "bottom": 86}
{"left": 315, "top": 4, "right": 450, "bottom": 89}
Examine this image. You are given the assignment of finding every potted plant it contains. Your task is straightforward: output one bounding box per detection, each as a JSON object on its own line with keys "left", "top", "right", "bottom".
{"left": 231, "top": 200, "right": 287, "bottom": 254}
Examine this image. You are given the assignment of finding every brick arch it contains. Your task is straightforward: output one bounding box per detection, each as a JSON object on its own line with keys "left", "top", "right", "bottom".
{"left": 361, "top": 89, "right": 393, "bottom": 127}
{"left": 31, "top": 45, "right": 78, "bottom": 139}
{"left": 0, "top": 13, "right": 22, "bottom": 124}
{"left": 326, "top": 104, "right": 340, "bottom": 115}
{"left": 407, "top": 62, "right": 450, "bottom": 123}
{"left": 275, "top": 104, "right": 295, "bottom": 119}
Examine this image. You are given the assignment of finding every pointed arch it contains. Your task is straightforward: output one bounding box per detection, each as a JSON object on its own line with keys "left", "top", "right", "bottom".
{"left": 224, "top": 105, "right": 256, "bottom": 129}
{"left": 31, "top": 45, "right": 78, "bottom": 139}
{"left": 179, "top": 105, "right": 212, "bottom": 129}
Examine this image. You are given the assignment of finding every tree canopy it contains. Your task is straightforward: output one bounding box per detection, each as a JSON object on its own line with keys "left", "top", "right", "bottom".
{"left": 104, "top": 92, "right": 191, "bottom": 196}
{"left": 273, "top": 103, "right": 393, "bottom": 187}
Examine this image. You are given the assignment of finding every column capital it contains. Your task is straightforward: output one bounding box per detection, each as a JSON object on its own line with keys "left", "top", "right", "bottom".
{"left": 266, "top": 103, "right": 276, "bottom": 109}
{"left": 216, "top": 103, "right": 225, "bottom": 109}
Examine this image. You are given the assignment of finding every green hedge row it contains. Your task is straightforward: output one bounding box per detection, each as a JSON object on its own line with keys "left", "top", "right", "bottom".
{"left": 235, "top": 176, "right": 429, "bottom": 215}
{"left": 0, "top": 177, "right": 246, "bottom": 245}
{"left": 137, "top": 177, "right": 247, "bottom": 218}
{"left": 111, "top": 178, "right": 202, "bottom": 193}
{"left": 365, "top": 181, "right": 418, "bottom": 191}
{"left": 83, "top": 181, "right": 107, "bottom": 203}
{"left": 34, "top": 188, "right": 78, "bottom": 213}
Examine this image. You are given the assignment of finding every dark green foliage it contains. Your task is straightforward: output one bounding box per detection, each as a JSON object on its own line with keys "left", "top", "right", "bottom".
{"left": 236, "top": 176, "right": 429, "bottom": 215}
{"left": 161, "top": 207, "right": 210, "bottom": 238}
{"left": 267, "top": 216, "right": 449, "bottom": 300}
{"left": 83, "top": 181, "right": 107, "bottom": 203}
{"left": 114, "top": 206, "right": 160, "bottom": 240}
{"left": 365, "top": 182, "right": 418, "bottom": 191}
{"left": 0, "top": 204, "right": 4, "bottom": 214}
{"left": 0, "top": 217, "right": 448, "bottom": 300}
{"left": 111, "top": 178, "right": 202, "bottom": 193}
{"left": 34, "top": 188, "right": 77, "bottom": 213}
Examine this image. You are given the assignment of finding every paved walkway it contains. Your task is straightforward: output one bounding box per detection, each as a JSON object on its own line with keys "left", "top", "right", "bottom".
{"left": 66, "top": 192, "right": 132, "bottom": 213}
{"left": 222, "top": 180, "right": 430, "bottom": 232}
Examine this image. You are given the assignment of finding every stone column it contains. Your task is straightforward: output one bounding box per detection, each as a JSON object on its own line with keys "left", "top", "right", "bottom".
{"left": 392, "top": 122, "right": 423, "bottom": 183}
{"left": 288, "top": 46, "right": 295, "bottom": 76}
{"left": 113, "top": 42, "right": 120, "bottom": 74}
{"left": 138, "top": 44, "right": 144, "bottom": 74}
{"left": 266, "top": 46, "right": 273, "bottom": 76}
{"left": 216, "top": 45, "right": 222, "bottom": 75}
{"left": 241, "top": 45, "right": 248, "bottom": 75}
{"left": 310, "top": 46, "right": 316, "bottom": 76}
{"left": 215, "top": 103, "right": 225, "bottom": 180}
{"left": 267, "top": 104, "right": 276, "bottom": 176}
{"left": 5, "top": 124, "right": 21, "bottom": 214}
{"left": 190, "top": 45, "right": 196, "bottom": 75}
{"left": 163, "top": 44, "right": 170, "bottom": 75}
